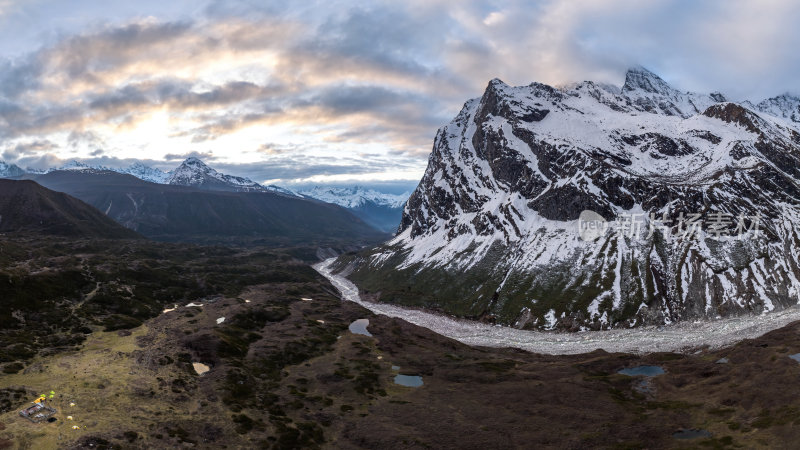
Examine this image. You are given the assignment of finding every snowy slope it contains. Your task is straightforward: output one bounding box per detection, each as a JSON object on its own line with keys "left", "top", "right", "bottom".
{"left": 342, "top": 67, "right": 800, "bottom": 331}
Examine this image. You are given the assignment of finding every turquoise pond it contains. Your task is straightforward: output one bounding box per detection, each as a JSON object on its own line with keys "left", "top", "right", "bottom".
{"left": 393, "top": 374, "right": 423, "bottom": 387}
{"left": 348, "top": 319, "right": 372, "bottom": 337}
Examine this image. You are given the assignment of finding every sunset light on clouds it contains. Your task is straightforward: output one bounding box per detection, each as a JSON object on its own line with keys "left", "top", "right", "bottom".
{"left": 0, "top": 0, "right": 798, "bottom": 187}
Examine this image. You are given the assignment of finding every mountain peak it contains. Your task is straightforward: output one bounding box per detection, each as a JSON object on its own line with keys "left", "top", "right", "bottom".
{"left": 618, "top": 66, "right": 717, "bottom": 117}
{"left": 0, "top": 161, "right": 25, "bottom": 178}
{"left": 180, "top": 157, "right": 208, "bottom": 167}
{"left": 755, "top": 93, "right": 800, "bottom": 123}
{"left": 121, "top": 161, "right": 170, "bottom": 184}
{"left": 709, "top": 91, "right": 728, "bottom": 103}
{"left": 168, "top": 157, "right": 267, "bottom": 192}
{"left": 621, "top": 66, "right": 675, "bottom": 94}
{"left": 170, "top": 158, "right": 219, "bottom": 184}
{"left": 482, "top": 78, "right": 510, "bottom": 99}
{"left": 59, "top": 160, "right": 93, "bottom": 170}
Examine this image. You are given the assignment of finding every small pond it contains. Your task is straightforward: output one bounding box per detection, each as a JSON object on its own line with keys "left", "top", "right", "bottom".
{"left": 789, "top": 353, "right": 800, "bottom": 362}
{"left": 618, "top": 365, "right": 665, "bottom": 377}
{"left": 673, "top": 429, "right": 711, "bottom": 440}
{"left": 393, "top": 374, "right": 423, "bottom": 387}
{"left": 349, "top": 319, "right": 372, "bottom": 337}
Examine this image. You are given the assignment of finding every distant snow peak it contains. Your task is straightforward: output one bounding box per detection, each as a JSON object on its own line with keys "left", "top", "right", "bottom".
{"left": 167, "top": 157, "right": 267, "bottom": 192}
{"left": 300, "top": 186, "right": 410, "bottom": 209}
{"left": 119, "top": 162, "right": 170, "bottom": 184}
{"left": 756, "top": 93, "right": 800, "bottom": 123}
{"left": 57, "top": 160, "right": 97, "bottom": 171}
{"left": 621, "top": 66, "right": 675, "bottom": 95}
{"left": 40, "top": 160, "right": 171, "bottom": 183}
{"left": 619, "top": 66, "right": 722, "bottom": 118}
{"left": 264, "top": 184, "right": 299, "bottom": 197}
{"left": 0, "top": 161, "right": 25, "bottom": 178}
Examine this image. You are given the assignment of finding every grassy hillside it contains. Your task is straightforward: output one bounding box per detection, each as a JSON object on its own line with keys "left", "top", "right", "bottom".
{"left": 0, "top": 180, "right": 139, "bottom": 239}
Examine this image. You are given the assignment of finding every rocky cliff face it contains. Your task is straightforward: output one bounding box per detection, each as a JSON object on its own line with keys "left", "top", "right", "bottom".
{"left": 342, "top": 67, "right": 800, "bottom": 331}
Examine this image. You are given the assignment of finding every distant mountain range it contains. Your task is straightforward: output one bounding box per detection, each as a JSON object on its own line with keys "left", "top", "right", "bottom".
{"left": 297, "top": 186, "right": 410, "bottom": 233}
{"left": 0, "top": 157, "right": 411, "bottom": 233}
{"left": 19, "top": 157, "right": 276, "bottom": 193}
{"left": 24, "top": 169, "right": 385, "bottom": 245}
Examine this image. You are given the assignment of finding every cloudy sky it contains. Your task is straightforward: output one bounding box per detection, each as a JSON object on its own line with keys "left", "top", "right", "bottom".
{"left": 0, "top": 0, "right": 798, "bottom": 188}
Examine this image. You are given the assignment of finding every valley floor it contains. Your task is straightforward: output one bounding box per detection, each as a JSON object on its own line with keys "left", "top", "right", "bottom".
{"left": 2, "top": 246, "right": 800, "bottom": 448}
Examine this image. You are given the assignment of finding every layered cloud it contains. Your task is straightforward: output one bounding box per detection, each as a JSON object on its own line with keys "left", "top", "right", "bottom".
{"left": 0, "top": 0, "right": 798, "bottom": 184}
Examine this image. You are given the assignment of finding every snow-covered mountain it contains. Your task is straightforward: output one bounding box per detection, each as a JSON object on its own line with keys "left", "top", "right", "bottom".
{"left": 300, "top": 186, "right": 409, "bottom": 209}
{"left": 620, "top": 65, "right": 724, "bottom": 117}
{"left": 0, "top": 161, "right": 25, "bottom": 178}
{"left": 26, "top": 160, "right": 170, "bottom": 182}
{"left": 163, "top": 159, "right": 299, "bottom": 195}
{"left": 55, "top": 160, "right": 101, "bottom": 171}
{"left": 2, "top": 157, "right": 308, "bottom": 197}
{"left": 166, "top": 157, "right": 268, "bottom": 192}
{"left": 118, "top": 162, "right": 171, "bottom": 184}
{"left": 47, "top": 158, "right": 284, "bottom": 193}
{"left": 756, "top": 93, "right": 800, "bottom": 123}
{"left": 338, "top": 67, "right": 800, "bottom": 331}
{"left": 301, "top": 186, "right": 410, "bottom": 232}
